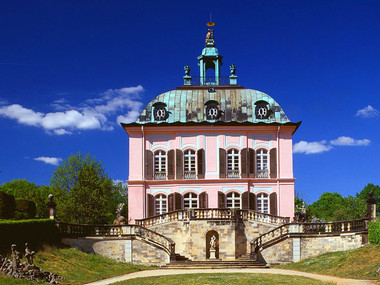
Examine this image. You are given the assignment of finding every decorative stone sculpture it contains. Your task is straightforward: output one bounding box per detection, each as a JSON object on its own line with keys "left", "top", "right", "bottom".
{"left": 366, "top": 191, "right": 377, "bottom": 222}
{"left": 46, "top": 194, "right": 57, "bottom": 219}
{"left": 0, "top": 244, "right": 63, "bottom": 283}
{"left": 230, "top": 64, "right": 236, "bottom": 76}
{"left": 24, "top": 243, "right": 35, "bottom": 266}
{"left": 113, "top": 203, "right": 126, "bottom": 225}
{"left": 184, "top": 65, "right": 191, "bottom": 76}
{"left": 209, "top": 234, "right": 217, "bottom": 259}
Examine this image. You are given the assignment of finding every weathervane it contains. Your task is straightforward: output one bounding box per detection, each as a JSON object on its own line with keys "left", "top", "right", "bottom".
{"left": 205, "top": 13, "right": 215, "bottom": 44}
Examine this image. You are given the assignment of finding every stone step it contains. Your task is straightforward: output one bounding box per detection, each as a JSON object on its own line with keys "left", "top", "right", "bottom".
{"left": 164, "top": 260, "right": 268, "bottom": 268}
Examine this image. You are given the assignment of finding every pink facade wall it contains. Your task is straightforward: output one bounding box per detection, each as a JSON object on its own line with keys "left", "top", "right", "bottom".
{"left": 125, "top": 126, "right": 296, "bottom": 223}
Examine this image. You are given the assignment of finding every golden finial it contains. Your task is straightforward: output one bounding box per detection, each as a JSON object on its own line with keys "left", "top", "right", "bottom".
{"left": 207, "top": 13, "right": 215, "bottom": 27}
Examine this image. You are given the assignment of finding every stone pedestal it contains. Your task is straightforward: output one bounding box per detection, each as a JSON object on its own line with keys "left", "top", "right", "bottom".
{"left": 209, "top": 248, "right": 216, "bottom": 259}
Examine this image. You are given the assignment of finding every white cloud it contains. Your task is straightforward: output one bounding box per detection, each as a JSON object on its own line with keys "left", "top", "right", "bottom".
{"left": 34, "top": 156, "right": 62, "bottom": 166}
{"left": 0, "top": 85, "right": 144, "bottom": 135}
{"left": 293, "top": 140, "right": 333, "bottom": 154}
{"left": 355, "top": 105, "right": 379, "bottom": 118}
{"left": 294, "top": 136, "right": 371, "bottom": 154}
{"left": 330, "top": 136, "right": 371, "bottom": 146}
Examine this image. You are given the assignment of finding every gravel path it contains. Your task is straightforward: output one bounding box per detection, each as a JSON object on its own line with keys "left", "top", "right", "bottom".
{"left": 84, "top": 268, "right": 377, "bottom": 285}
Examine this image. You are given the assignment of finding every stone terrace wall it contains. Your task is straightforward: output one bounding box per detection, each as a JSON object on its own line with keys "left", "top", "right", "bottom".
{"left": 62, "top": 237, "right": 169, "bottom": 266}
{"left": 148, "top": 220, "right": 276, "bottom": 261}
{"left": 261, "top": 232, "right": 365, "bottom": 264}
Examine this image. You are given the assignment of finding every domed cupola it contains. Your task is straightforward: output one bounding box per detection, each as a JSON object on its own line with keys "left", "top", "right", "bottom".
{"left": 121, "top": 23, "right": 300, "bottom": 132}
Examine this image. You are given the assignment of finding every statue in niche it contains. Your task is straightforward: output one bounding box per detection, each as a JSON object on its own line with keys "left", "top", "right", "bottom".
{"left": 210, "top": 235, "right": 216, "bottom": 249}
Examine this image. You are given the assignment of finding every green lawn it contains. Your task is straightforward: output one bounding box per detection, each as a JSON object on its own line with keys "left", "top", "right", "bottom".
{"left": 0, "top": 245, "right": 153, "bottom": 285}
{"left": 114, "top": 273, "right": 335, "bottom": 285}
{"left": 276, "top": 243, "right": 380, "bottom": 281}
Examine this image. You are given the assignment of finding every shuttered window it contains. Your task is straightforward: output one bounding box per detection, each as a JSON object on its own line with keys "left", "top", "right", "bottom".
{"left": 155, "top": 194, "right": 167, "bottom": 215}
{"left": 184, "top": 192, "right": 198, "bottom": 209}
{"left": 154, "top": 150, "right": 166, "bottom": 180}
{"left": 184, "top": 149, "right": 196, "bottom": 179}
{"left": 227, "top": 149, "right": 240, "bottom": 178}
{"left": 226, "top": 192, "right": 241, "bottom": 209}
{"left": 256, "top": 149, "right": 268, "bottom": 178}
{"left": 257, "top": 193, "right": 269, "bottom": 213}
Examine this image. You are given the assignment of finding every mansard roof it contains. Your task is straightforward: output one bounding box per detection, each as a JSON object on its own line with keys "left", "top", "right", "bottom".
{"left": 122, "top": 86, "right": 300, "bottom": 131}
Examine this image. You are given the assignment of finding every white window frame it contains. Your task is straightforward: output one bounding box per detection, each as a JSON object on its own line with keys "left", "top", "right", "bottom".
{"left": 226, "top": 191, "right": 241, "bottom": 209}
{"left": 227, "top": 148, "right": 240, "bottom": 178}
{"left": 183, "top": 149, "right": 196, "bottom": 179}
{"left": 257, "top": 193, "right": 269, "bottom": 214}
{"left": 183, "top": 192, "right": 198, "bottom": 209}
{"left": 154, "top": 194, "right": 167, "bottom": 215}
{"left": 256, "top": 148, "right": 269, "bottom": 178}
{"left": 154, "top": 150, "right": 167, "bottom": 180}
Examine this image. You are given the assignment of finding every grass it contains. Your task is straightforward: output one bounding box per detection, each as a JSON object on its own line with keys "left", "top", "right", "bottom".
{"left": 0, "top": 245, "right": 154, "bottom": 284}
{"left": 275, "top": 243, "right": 380, "bottom": 280}
{"left": 114, "top": 273, "right": 335, "bottom": 285}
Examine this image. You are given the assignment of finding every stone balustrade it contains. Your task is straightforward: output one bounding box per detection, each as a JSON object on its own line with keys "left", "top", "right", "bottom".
{"left": 135, "top": 208, "right": 290, "bottom": 227}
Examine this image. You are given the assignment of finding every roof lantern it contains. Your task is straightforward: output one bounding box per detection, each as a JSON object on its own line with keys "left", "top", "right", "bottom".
{"left": 183, "top": 21, "right": 237, "bottom": 86}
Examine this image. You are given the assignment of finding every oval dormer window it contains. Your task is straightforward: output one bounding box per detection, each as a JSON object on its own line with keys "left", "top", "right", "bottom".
{"left": 153, "top": 102, "right": 168, "bottom": 121}
{"left": 255, "top": 101, "right": 270, "bottom": 120}
{"left": 204, "top": 100, "right": 221, "bottom": 121}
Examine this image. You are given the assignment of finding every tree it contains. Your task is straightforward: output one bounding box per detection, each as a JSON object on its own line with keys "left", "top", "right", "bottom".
{"left": 307, "top": 192, "right": 366, "bottom": 221}
{"left": 0, "top": 179, "right": 55, "bottom": 218}
{"left": 356, "top": 183, "right": 380, "bottom": 216}
{"left": 50, "top": 152, "right": 126, "bottom": 224}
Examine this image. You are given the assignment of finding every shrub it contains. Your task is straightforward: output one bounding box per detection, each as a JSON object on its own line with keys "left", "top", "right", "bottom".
{"left": 15, "top": 199, "right": 36, "bottom": 219}
{"left": 0, "top": 219, "right": 59, "bottom": 254}
{"left": 369, "top": 222, "right": 380, "bottom": 244}
{"left": 0, "top": 191, "right": 16, "bottom": 219}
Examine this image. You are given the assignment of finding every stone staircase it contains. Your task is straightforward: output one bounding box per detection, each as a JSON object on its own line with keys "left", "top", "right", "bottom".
{"left": 164, "top": 254, "right": 268, "bottom": 268}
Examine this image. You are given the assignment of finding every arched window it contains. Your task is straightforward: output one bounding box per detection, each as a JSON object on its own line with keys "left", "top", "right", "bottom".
{"left": 256, "top": 149, "right": 268, "bottom": 178}
{"left": 183, "top": 192, "right": 198, "bottom": 209}
{"left": 227, "top": 149, "right": 240, "bottom": 178}
{"left": 257, "top": 193, "right": 269, "bottom": 213}
{"left": 226, "top": 192, "right": 241, "bottom": 209}
{"left": 155, "top": 194, "right": 167, "bottom": 215}
{"left": 184, "top": 149, "right": 196, "bottom": 179}
{"left": 154, "top": 150, "right": 166, "bottom": 180}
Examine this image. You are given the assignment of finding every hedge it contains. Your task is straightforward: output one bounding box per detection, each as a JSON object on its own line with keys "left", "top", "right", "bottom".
{"left": 369, "top": 222, "right": 380, "bottom": 244}
{"left": 0, "top": 191, "right": 16, "bottom": 219}
{"left": 0, "top": 219, "right": 59, "bottom": 254}
{"left": 15, "top": 199, "right": 36, "bottom": 219}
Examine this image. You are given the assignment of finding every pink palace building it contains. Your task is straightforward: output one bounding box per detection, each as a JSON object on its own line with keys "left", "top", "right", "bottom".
{"left": 122, "top": 29, "right": 301, "bottom": 227}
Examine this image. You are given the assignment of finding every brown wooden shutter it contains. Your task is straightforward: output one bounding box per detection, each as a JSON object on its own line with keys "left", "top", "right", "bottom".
{"left": 240, "top": 148, "right": 248, "bottom": 178}
{"left": 197, "top": 149, "right": 205, "bottom": 179}
{"left": 219, "top": 148, "right": 226, "bottom": 178}
{"left": 176, "top": 149, "right": 183, "bottom": 179}
{"left": 174, "top": 192, "right": 183, "bottom": 210}
{"left": 270, "top": 192, "right": 277, "bottom": 215}
{"left": 249, "top": 148, "right": 255, "bottom": 178}
{"left": 242, "top": 191, "right": 249, "bottom": 209}
{"left": 145, "top": 150, "right": 153, "bottom": 180}
{"left": 218, "top": 191, "right": 226, "bottom": 208}
{"left": 147, "top": 194, "right": 155, "bottom": 217}
{"left": 168, "top": 150, "right": 175, "bottom": 179}
{"left": 270, "top": 148, "right": 277, "bottom": 178}
{"left": 168, "top": 193, "right": 174, "bottom": 212}
{"left": 199, "top": 191, "right": 208, "bottom": 208}
{"left": 249, "top": 192, "right": 256, "bottom": 210}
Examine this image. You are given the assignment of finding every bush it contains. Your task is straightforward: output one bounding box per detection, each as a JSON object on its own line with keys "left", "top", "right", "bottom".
{"left": 369, "top": 222, "right": 380, "bottom": 244}
{"left": 0, "top": 219, "right": 59, "bottom": 254}
{"left": 15, "top": 199, "right": 36, "bottom": 219}
{"left": 0, "top": 191, "right": 16, "bottom": 219}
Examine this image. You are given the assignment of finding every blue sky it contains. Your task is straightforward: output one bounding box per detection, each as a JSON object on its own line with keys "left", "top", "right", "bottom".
{"left": 0, "top": 0, "right": 379, "bottom": 204}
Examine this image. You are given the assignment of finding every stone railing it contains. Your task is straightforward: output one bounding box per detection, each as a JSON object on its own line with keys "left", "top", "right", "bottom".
{"left": 56, "top": 222, "right": 176, "bottom": 260}
{"left": 250, "top": 219, "right": 369, "bottom": 259}
{"left": 135, "top": 208, "right": 290, "bottom": 227}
